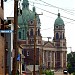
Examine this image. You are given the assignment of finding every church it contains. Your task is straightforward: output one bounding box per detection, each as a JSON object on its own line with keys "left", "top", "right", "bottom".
{"left": 43, "top": 13, "right": 67, "bottom": 70}
{"left": 17, "top": 0, "right": 67, "bottom": 72}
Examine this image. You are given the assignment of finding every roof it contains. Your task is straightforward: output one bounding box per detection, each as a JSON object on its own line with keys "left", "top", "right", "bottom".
{"left": 54, "top": 13, "right": 64, "bottom": 26}
{"left": 43, "top": 41, "right": 54, "bottom": 48}
{"left": 18, "top": 0, "right": 40, "bottom": 26}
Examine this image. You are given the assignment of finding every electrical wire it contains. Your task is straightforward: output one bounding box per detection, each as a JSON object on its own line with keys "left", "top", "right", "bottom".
{"left": 29, "top": 1, "right": 75, "bottom": 16}
{"left": 40, "top": 20, "right": 75, "bottom": 31}
{"left": 32, "top": 0, "right": 75, "bottom": 15}
{"left": 38, "top": 0, "right": 75, "bottom": 15}
{"left": 30, "top": 4, "right": 75, "bottom": 21}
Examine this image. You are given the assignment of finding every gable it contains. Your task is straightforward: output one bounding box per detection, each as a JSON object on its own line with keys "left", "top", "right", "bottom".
{"left": 44, "top": 42, "right": 54, "bottom": 48}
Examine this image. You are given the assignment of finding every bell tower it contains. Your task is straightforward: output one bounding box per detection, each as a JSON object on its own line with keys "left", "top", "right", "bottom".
{"left": 53, "top": 13, "right": 67, "bottom": 69}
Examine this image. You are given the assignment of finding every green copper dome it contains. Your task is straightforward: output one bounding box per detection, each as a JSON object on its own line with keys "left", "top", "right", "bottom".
{"left": 18, "top": 0, "right": 40, "bottom": 40}
{"left": 18, "top": 0, "right": 35, "bottom": 25}
{"left": 18, "top": 0, "right": 40, "bottom": 26}
{"left": 18, "top": 9, "right": 35, "bottom": 26}
{"left": 54, "top": 13, "right": 64, "bottom": 26}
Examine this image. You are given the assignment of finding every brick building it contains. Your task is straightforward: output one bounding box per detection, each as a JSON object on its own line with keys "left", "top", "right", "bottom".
{"left": 0, "top": 0, "right": 5, "bottom": 75}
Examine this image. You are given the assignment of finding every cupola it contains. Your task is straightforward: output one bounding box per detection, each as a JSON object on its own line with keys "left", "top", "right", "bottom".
{"left": 54, "top": 13, "right": 64, "bottom": 26}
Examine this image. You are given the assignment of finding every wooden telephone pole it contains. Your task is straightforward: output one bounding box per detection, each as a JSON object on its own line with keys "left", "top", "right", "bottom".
{"left": 33, "top": 13, "right": 43, "bottom": 75}
{"left": 12, "top": 0, "right": 18, "bottom": 75}
{"left": 33, "top": 13, "right": 36, "bottom": 75}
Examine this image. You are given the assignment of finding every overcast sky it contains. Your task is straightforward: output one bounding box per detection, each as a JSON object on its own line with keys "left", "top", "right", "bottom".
{"left": 4, "top": 0, "right": 75, "bottom": 53}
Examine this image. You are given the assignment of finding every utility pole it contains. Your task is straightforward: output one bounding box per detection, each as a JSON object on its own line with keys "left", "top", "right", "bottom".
{"left": 33, "top": 13, "right": 36, "bottom": 75}
{"left": 12, "top": 0, "right": 18, "bottom": 75}
{"left": 33, "top": 13, "right": 43, "bottom": 75}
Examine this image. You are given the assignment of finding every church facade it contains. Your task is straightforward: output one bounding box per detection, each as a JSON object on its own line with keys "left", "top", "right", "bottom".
{"left": 43, "top": 13, "right": 67, "bottom": 70}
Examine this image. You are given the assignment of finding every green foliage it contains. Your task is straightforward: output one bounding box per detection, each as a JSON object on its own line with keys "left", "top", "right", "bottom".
{"left": 67, "top": 52, "right": 75, "bottom": 74}
{"left": 42, "top": 70, "right": 54, "bottom": 75}
{"left": 73, "top": 72, "right": 75, "bottom": 75}
{"left": 67, "top": 63, "right": 73, "bottom": 74}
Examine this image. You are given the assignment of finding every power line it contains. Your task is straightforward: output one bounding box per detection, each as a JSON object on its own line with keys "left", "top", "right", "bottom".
{"left": 38, "top": 0, "right": 75, "bottom": 15}
{"left": 40, "top": 21, "right": 75, "bottom": 31}
{"left": 30, "top": 0, "right": 75, "bottom": 15}
{"left": 30, "top": 4, "right": 75, "bottom": 21}
{"left": 41, "top": 27, "right": 53, "bottom": 31}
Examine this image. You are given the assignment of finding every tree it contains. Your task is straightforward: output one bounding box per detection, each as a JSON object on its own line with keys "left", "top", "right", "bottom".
{"left": 67, "top": 63, "right": 73, "bottom": 74}
{"left": 67, "top": 52, "right": 75, "bottom": 74}
{"left": 73, "top": 72, "right": 75, "bottom": 75}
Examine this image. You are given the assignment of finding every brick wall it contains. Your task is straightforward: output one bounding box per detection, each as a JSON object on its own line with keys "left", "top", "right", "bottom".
{"left": 0, "top": 7, "right": 4, "bottom": 20}
{"left": 0, "top": 35, "right": 5, "bottom": 75}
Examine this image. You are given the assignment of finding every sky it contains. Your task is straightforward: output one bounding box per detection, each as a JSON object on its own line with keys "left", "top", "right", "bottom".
{"left": 4, "top": 0, "right": 75, "bottom": 53}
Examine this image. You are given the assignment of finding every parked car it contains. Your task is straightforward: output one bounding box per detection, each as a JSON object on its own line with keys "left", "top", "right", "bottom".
{"left": 63, "top": 69, "right": 68, "bottom": 74}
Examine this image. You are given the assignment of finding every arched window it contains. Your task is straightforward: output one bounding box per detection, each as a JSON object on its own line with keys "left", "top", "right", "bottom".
{"left": 19, "top": 32, "right": 21, "bottom": 39}
{"left": 56, "top": 33, "right": 59, "bottom": 39}
{"left": 30, "top": 29, "right": 33, "bottom": 36}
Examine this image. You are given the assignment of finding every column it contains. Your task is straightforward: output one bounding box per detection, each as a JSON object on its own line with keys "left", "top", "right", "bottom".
{"left": 54, "top": 52, "right": 55, "bottom": 68}
{"left": 61, "top": 52, "right": 63, "bottom": 68}
{"left": 43, "top": 50, "right": 44, "bottom": 64}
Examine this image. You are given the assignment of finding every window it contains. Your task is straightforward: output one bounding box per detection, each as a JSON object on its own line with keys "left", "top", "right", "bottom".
{"left": 60, "top": 35, "right": 62, "bottom": 39}
{"left": 31, "top": 21, "right": 33, "bottom": 24}
{"left": 38, "top": 29, "right": 40, "bottom": 36}
{"left": 22, "top": 64, "right": 25, "bottom": 71}
{"left": 56, "top": 26, "right": 58, "bottom": 28}
{"left": 8, "top": 20, "right": 11, "bottom": 24}
{"left": 63, "top": 33, "right": 64, "bottom": 39}
{"left": 30, "top": 29, "right": 33, "bottom": 36}
{"left": 19, "top": 32, "right": 21, "bottom": 39}
{"left": 27, "top": 50, "right": 29, "bottom": 56}
{"left": 56, "top": 33, "right": 59, "bottom": 39}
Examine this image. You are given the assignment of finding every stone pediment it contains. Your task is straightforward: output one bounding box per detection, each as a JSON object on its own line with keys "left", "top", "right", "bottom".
{"left": 44, "top": 41, "right": 54, "bottom": 48}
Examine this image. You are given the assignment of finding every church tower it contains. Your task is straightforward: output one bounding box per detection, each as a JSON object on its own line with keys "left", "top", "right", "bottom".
{"left": 53, "top": 13, "right": 67, "bottom": 69}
